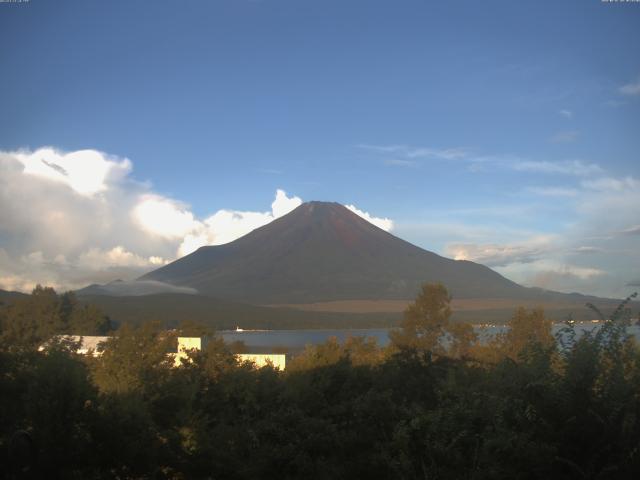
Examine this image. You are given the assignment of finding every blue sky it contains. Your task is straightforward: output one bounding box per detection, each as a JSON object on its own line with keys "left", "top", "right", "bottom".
{"left": 0, "top": 0, "right": 639, "bottom": 297}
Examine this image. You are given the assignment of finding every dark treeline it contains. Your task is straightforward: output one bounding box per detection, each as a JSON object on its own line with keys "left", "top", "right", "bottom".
{"left": 1, "top": 284, "right": 639, "bottom": 479}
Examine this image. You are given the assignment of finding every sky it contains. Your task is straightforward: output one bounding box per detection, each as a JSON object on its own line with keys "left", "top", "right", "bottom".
{"left": 0, "top": 0, "right": 639, "bottom": 298}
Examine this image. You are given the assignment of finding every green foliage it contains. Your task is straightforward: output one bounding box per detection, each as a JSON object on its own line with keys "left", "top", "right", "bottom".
{"left": 390, "top": 282, "right": 478, "bottom": 358}
{"left": 287, "top": 335, "right": 387, "bottom": 372}
{"left": 0, "top": 285, "right": 112, "bottom": 350}
{"left": 390, "top": 282, "right": 452, "bottom": 353}
{"left": 0, "top": 289, "right": 639, "bottom": 478}
{"left": 90, "top": 322, "right": 174, "bottom": 395}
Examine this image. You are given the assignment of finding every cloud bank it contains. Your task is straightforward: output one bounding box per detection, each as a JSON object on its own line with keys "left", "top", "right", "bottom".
{"left": 0, "top": 147, "right": 387, "bottom": 292}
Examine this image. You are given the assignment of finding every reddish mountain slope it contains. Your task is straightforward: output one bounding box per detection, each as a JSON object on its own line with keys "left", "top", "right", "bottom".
{"left": 141, "top": 201, "right": 554, "bottom": 304}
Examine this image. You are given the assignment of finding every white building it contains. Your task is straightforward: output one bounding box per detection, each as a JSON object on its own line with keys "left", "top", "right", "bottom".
{"left": 41, "top": 334, "right": 286, "bottom": 370}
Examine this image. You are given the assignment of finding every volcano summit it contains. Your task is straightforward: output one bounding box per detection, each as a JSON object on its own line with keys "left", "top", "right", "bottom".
{"left": 140, "top": 201, "right": 554, "bottom": 305}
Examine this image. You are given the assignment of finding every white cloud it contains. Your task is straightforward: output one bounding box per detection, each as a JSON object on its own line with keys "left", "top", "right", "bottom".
{"left": 345, "top": 205, "right": 393, "bottom": 231}
{"left": 76, "top": 246, "right": 169, "bottom": 270}
{"left": 0, "top": 148, "right": 298, "bottom": 290}
{"left": 271, "top": 188, "right": 303, "bottom": 218}
{"left": 0, "top": 148, "right": 391, "bottom": 292}
{"left": 133, "top": 195, "right": 199, "bottom": 239}
{"left": 492, "top": 259, "right": 609, "bottom": 295}
{"left": 513, "top": 159, "right": 602, "bottom": 176}
{"left": 177, "top": 230, "right": 217, "bottom": 258}
{"left": 559, "top": 109, "right": 573, "bottom": 119}
{"left": 176, "top": 188, "right": 303, "bottom": 256}
{"left": 444, "top": 235, "right": 556, "bottom": 267}
{"left": 358, "top": 144, "right": 468, "bottom": 161}
{"left": 405, "top": 147, "right": 468, "bottom": 160}
{"left": 14, "top": 147, "right": 131, "bottom": 196}
{"left": 619, "top": 77, "right": 640, "bottom": 96}
{"left": 527, "top": 186, "right": 579, "bottom": 197}
{"left": 361, "top": 140, "right": 639, "bottom": 297}
{"left": 581, "top": 176, "right": 640, "bottom": 192}
{"left": 530, "top": 264, "right": 607, "bottom": 283}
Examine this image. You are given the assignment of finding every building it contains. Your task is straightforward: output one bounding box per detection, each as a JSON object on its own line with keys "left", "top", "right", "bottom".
{"left": 38, "top": 335, "right": 109, "bottom": 356}
{"left": 41, "top": 335, "right": 286, "bottom": 370}
{"left": 175, "top": 336, "right": 286, "bottom": 369}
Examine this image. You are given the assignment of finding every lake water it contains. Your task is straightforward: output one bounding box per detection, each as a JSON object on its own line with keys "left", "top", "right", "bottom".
{"left": 221, "top": 323, "right": 640, "bottom": 351}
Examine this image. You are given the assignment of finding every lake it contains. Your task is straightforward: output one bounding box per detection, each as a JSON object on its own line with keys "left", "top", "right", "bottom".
{"left": 221, "top": 322, "right": 640, "bottom": 352}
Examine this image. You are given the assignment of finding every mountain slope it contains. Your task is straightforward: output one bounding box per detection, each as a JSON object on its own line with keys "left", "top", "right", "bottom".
{"left": 141, "top": 201, "right": 548, "bottom": 304}
{"left": 0, "top": 288, "right": 28, "bottom": 305}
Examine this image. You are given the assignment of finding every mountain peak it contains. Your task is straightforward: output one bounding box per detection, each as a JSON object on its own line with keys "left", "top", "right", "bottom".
{"left": 291, "top": 201, "right": 354, "bottom": 218}
{"left": 141, "top": 199, "right": 525, "bottom": 303}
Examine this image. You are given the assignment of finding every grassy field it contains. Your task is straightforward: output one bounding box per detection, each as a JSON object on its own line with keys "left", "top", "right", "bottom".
{"left": 78, "top": 293, "right": 627, "bottom": 330}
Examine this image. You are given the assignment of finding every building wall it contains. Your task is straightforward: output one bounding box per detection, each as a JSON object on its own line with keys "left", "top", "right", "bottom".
{"left": 43, "top": 335, "right": 287, "bottom": 370}
{"left": 174, "top": 336, "right": 203, "bottom": 366}
{"left": 238, "top": 353, "right": 287, "bottom": 370}
{"left": 176, "top": 337, "right": 286, "bottom": 369}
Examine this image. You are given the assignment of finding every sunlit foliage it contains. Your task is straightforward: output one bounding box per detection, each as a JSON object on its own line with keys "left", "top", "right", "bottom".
{"left": 0, "top": 286, "right": 638, "bottom": 478}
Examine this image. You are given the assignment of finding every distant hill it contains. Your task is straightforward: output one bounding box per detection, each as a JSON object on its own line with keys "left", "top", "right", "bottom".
{"left": 141, "top": 201, "right": 606, "bottom": 305}
{"left": 0, "top": 289, "right": 28, "bottom": 306}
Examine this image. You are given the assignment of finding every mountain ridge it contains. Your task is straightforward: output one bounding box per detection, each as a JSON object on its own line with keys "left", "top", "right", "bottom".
{"left": 139, "top": 201, "right": 599, "bottom": 305}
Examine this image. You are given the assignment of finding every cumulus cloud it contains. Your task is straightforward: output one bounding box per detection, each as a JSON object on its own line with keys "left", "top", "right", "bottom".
{"left": 0, "top": 147, "right": 388, "bottom": 292}
{"left": 76, "top": 247, "right": 169, "bottom": 270}
{"left": 0, "top": 148, "right": 296, "bottom": 290}
{"left": 133, "top": 195, "right": 199, "bottom": 239}
{"left": 182, "top": 189, "right": 303, "bottom": 255}
{"left": 13, "top": 147, "right": 132, "bottom": 196}
{"left": 345, "top": 205, "right": 393, "bottom": 231}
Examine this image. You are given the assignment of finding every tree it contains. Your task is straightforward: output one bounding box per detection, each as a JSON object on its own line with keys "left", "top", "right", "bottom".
{"left": 69, "top": 302, "right": 112, "bottom": 335}
{"left": 502, "top": 307, "right": 555, "bottom": 361}
{"left": 390, "top": 283, "right": 477, "bottom": 357}
{"left": 90, "top": 322, "right": 175, "bottom": 395}
{"left": 390, "top": 283, "right": 451, "bottom": 353}
{"left": 0, "top": 286, "right": 112, "bottom": 350}
{"left": 0, "top": 285, "right": 63, "bottom": 349}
